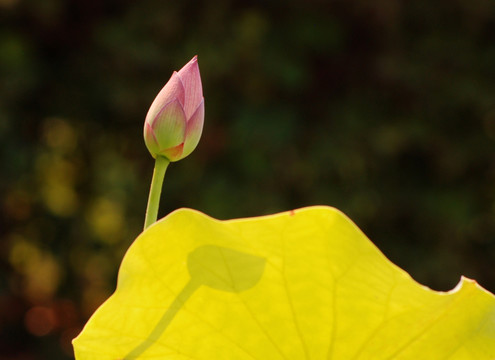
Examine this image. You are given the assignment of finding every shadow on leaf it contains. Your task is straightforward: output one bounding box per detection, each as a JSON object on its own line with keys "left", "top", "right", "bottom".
{"left": 124, "top": 245, "right": 266, "bottom": 359}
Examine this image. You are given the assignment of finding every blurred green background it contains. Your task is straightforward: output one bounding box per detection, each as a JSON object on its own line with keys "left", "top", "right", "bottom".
{"left": 1, "top": 0, "right": 495, "bottom": 358}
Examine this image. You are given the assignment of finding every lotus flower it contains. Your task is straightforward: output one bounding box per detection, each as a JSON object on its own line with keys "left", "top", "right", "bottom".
{"left": 144, "top": 56, "right": 204, "bottom": 161}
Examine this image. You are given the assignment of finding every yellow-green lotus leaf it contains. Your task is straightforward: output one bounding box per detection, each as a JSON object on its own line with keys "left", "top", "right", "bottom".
{"left": 73, "top": 206, "right": 495, "bottom": 359}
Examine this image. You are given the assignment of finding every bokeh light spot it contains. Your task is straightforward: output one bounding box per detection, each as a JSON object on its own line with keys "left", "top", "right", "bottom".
{"left": 86, "top": 198, "right": 124, "bottom": 243}
{"left": 9, "top": 238, "right": 62, "bottom": 302}
{"left": 42, "top": 117, "right": 78, "bottom": 153}
{"left": 40, "top": 183, "right": 78, "bottom": 217}
{"left": 24, "top": 306, "right": 56, "bottom": 336}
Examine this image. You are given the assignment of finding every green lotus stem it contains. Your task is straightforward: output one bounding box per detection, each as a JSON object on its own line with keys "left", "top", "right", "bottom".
{"left": 144, "top": 156, "right": 170, "bottom": 230}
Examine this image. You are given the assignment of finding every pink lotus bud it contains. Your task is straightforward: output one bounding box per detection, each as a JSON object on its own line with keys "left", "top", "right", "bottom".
{"left": 143, "top": 56, "right": 204, "bottom": 161}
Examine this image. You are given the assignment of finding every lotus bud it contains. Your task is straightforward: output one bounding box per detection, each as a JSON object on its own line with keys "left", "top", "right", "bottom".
{"left": 144, "top": 56, "right": 204, "bottom": 161}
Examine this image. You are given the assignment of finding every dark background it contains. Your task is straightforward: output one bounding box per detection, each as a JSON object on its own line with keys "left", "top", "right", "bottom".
{"left": 1, "top": 0, "right": 495, "bottom": 358}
